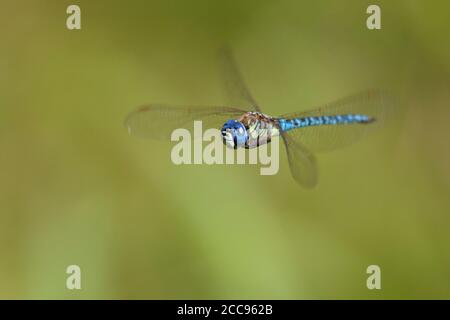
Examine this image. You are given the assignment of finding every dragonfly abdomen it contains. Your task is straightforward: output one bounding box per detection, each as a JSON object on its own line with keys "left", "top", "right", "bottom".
{"left": 278, "top": 114, "right": 374, "bottom": 132}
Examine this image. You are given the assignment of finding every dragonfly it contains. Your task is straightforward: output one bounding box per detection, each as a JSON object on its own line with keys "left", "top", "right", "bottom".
{"left": 125, "top": 48, "right": 391, "bottom": 188}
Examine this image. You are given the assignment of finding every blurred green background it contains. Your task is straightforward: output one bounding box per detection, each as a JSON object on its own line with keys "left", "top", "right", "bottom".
{"left": 1, "top": 0, "right": 450, "bottom": 299}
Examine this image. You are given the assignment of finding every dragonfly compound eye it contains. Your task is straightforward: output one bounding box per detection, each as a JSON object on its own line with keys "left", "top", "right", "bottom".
{"left": 221, "top": 120, "right": 248, "bottom": 149}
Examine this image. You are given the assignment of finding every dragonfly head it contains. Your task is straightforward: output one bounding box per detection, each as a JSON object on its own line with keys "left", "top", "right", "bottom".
{"left": 221, "top": 120, "right": 248, "bottom": 149}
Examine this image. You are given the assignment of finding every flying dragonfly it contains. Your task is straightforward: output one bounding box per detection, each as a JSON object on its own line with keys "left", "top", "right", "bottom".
{"left": 125, "top": 48, "right": 391, "bottom": 187}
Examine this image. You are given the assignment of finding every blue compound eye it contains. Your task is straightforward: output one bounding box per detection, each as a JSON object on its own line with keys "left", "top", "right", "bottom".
{"left": 221, "top": 120, "right": 248, "bottom": 148}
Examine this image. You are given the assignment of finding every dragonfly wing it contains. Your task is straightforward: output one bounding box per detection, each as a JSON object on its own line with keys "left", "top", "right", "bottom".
{"left": 281, "top": 131, "right": 318, "bottom": 188}
{"left": 218, "top": 47, "right": 261, "bottom": 112}
{"left": 124, "top": 105, "right": 246, "bottom": 140}
{"left": 278, "top": 90, "right": 395, "bottom": 152}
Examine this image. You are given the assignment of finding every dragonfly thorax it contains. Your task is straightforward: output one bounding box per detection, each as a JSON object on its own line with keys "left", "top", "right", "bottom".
{"left": 221, "top": 112, "right": 280, "bottom": 149}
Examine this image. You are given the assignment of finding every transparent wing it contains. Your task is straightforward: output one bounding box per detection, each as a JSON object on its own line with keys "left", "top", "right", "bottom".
{"left": 281, "top": 132, "right": 318, "bottom": 188}
{"left": 278, "top": 90, "right": 395, "bottom": 152}
{"left": 218, "top": 47, "right": 261, "bottom": 112}
{"left": 124, "top": 104, "right": 246, "bottom": 140}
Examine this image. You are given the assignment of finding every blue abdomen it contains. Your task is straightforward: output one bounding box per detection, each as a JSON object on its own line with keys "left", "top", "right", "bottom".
{"left": 278, "top": 114, "right": 373, "bottom": 132}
